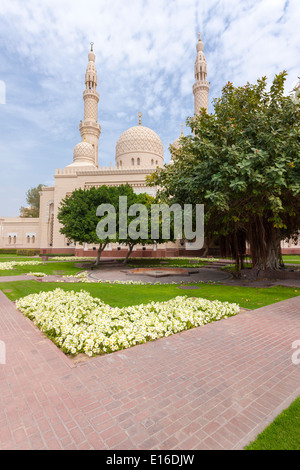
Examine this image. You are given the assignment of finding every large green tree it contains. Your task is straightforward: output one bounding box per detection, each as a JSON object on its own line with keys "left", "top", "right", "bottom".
{"left": 149, "top": 72, "right": 300, "bottom": 270}
{"left": 57, "top": 184, "right": 168, "bottom": 265}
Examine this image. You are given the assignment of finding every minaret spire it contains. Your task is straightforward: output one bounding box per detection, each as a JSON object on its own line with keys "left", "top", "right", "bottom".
{"left": 193, "top": 33, "right": 210, "bottom": 114}
{"left": 79, "top": 43, "right": 101, "bottom": 166}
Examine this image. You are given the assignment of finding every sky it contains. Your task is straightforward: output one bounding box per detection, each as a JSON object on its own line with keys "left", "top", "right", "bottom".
{"left": 0, "top": 0, "right": 299, "bottom": 216}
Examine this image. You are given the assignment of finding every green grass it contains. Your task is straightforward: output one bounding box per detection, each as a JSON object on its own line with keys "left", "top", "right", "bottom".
{"left": 0, "top": 261, "right": 85, "bottom": 277}
{"left": 0, "top": 255, "right": 40, "bottom": 262}
{"left": 245, "top": 397, "right": 300, "bottom": 450}
{"left": 282, "top": 255, "right": 300, "bottom": 265}
{"left": 0, "top": 280, "right": 298, "bottom": 309}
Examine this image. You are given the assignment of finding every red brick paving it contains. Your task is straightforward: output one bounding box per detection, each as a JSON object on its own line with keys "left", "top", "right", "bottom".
{"left": 0, "top": 290, "right": 299, "bottom": 450}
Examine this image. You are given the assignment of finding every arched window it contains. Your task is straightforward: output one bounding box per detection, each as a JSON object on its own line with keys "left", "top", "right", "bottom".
{"left": 27, "top": 235, "right": 30, "bottom": 244}
{"left": 137, "top": 158, "right": 140, "bottom": 166}
{"left": 131, "top": 158, "right": 134, "bottom": 166}
{"left": 8, "top": 236, "right": 11, "bottom": 245}
{"left": 32, "top": 235, "right": 35, "bottom": 244}
{"left": 151, "top": 159, "right": 154, "bottom": 165}
{"left": 120, "top": 160, "right": 122, "bottom": 167}
{"left": 13, "top": 236, "right": 16, "bottom": 245}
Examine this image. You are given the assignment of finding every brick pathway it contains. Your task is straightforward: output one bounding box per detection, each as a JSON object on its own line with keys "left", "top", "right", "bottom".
{"left": 0, "top": 290, "right": 299, "bottom": 450}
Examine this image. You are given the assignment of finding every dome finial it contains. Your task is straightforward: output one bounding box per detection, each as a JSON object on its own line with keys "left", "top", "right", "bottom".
{"left": 90, "top": 42, "right": 94, "bottom": 52}
{"left": 138, "top": 112, "right": 143, "bottom": 126}
{"left": 198, "top": 32, "right": 201, "bottom": 42}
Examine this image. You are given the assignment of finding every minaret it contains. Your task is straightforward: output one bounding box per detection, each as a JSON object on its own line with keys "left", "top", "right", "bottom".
{"left": 193, "top": 33, "right": 210, "bottom": 114}
{"left": 79, "top": 43, "right": 101, "bottom": 167}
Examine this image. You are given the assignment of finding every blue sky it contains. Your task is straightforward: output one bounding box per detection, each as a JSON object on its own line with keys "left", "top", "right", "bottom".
{"left": 0, "top": 0, "right": 299, "bottom": 216}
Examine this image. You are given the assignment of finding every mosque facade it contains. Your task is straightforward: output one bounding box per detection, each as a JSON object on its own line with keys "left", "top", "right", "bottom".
{"left": 0, "top": 37, "right": 298, "bottom": 256}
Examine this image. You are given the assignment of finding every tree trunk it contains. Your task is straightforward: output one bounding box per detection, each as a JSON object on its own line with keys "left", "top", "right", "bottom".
{"left": 254, "top": 238, "right": 282, "bottom": 270}
{"left": 202, "top": 237, "right": 211, "bottom": 257}
{"left": 249, "top": 219, "right": 282, "bottom": 271}
{"left": 123, "top": 244, "right": 134, "bottom": 265}
{"left": 95, "top": 243, "right": 107, "bottom": 266}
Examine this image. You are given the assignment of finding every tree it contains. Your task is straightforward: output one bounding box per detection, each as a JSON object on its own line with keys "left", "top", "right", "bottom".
{"left": 119, "top": 191, "right": 174, "bottom": 264}
{"left": 58, "top": 185, "right": 119, "bottom": 265}
{"left": 20, "top": 184, "right": 44, "bottom": 218}
{"left": 149, "top": 72, "right": 300, "bottom": 271}
{"left": 57, "top": 184, "right": 170, "bottom": 265}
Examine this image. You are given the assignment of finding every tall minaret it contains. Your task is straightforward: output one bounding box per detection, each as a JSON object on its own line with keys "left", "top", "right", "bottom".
{"left": 79, "top": 43, "right": 101, "bottom": 167}
{"left": 193, "top": 33, "right": 210, "bottom": 115}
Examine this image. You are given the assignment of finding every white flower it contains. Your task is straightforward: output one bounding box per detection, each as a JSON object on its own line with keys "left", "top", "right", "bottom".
{"left": 16, "top": 288, "right": 240, "bottom": 358}
{"left": 0, "top": 261, "right": 43, "bottom": 271}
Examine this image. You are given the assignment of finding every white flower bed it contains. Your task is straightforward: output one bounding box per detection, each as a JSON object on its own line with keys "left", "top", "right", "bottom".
{"left": 16, "top": 288, "right": 239, "bottom": 357}
{"left": 0, "top": 261, "right": 43, "bottom": 271}
{"left": 50, "top": 256, "right": 93, "bottom": 261}
{"left": 60, "top": 271, "right": 215, "bottom": 286}
{"left": 50, "top": 256, "right": 220, "bottom": 262}
{"left": 25, "top": 272, "right": 47, "bottom": 277}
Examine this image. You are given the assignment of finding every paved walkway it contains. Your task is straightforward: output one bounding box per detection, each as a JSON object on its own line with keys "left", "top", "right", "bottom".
{"left": 89, "top": 266, "right": 232, "bottom": 284}
{"left": 0, "top": 291, "right": 299, "bottom": 450}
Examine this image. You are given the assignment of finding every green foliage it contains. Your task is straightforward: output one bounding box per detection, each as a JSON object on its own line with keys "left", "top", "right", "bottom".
{"left": 20, "top": 184, "right": 44, "bottom": 218}
{"left": 57, "top": 184, "right": 164, "bottom": 264}
{"left": 150, "top": 72, "right": 300, "bottom": 270}
{"left": 0, "top": 249, "right": 17, "bottom": 255}
{"left": 16, "top": 249, "right": 40, "bottom": 256}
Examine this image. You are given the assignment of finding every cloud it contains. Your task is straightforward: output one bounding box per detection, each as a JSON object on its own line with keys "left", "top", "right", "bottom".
{"left": 0, "top": 0, "right": 299, "bottom": 214}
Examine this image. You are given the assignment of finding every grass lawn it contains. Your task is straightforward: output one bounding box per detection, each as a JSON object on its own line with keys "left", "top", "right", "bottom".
{"left": 0, "top": 255, "right": 41, "bottom": 262}
{"left": 282, "top": 255, "right": 300, "bottom": 265}
{"left": 245, "top": 397, "right": 300, "bottom": 450}
{"left": 0, "top": 261, "right": 85, "bottom": 277}
{"left": 0, "top": 280, "right": 298, "bottom": 309}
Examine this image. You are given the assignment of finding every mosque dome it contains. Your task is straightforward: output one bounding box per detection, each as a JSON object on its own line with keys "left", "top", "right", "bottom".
{"left": 172, "top": 136, "right": 182, "bottom": 150}
{"left": 169, "top": 137, "right": 181, "bottom": 165}
{"left": 73, "top": 141, "right": 95, "bottom": 165}
{"left": 115, "top": 119, "right": 164, "bottom": 169}
{"left": 170, "top": 123, "right": 184, "bottom": 161}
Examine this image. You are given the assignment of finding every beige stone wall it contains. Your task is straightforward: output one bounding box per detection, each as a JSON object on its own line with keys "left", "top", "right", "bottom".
{"left": 38, "top": 186, "right": 55, "bottom": 249}
{"left": 45, "top": 166, "right": 158, "bottom": 250}
{"left": 0, "top": 217, "right": 40, "bottom": 249}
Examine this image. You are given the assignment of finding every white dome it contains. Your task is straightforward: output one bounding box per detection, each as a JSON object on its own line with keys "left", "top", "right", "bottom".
{"left": 73, "top": 141, "right": 94, "bottom": 164}
{"left": 115, "top": 125, "right": 164, "bottom": 169}
{"left": 172, "top": 137, "right": 182, "bottom": 150}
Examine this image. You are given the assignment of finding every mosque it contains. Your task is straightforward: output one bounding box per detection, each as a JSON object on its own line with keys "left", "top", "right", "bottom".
{"left": 0, "top": 35, "right": 211, "bottom": 257}
{"left": 0, "top": 36, "right": 298, "bottom": 256}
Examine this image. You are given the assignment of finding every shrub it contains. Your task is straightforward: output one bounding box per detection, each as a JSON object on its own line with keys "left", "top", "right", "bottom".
{"left": 17, "top": 249, "right": 40, "bottom": 256}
